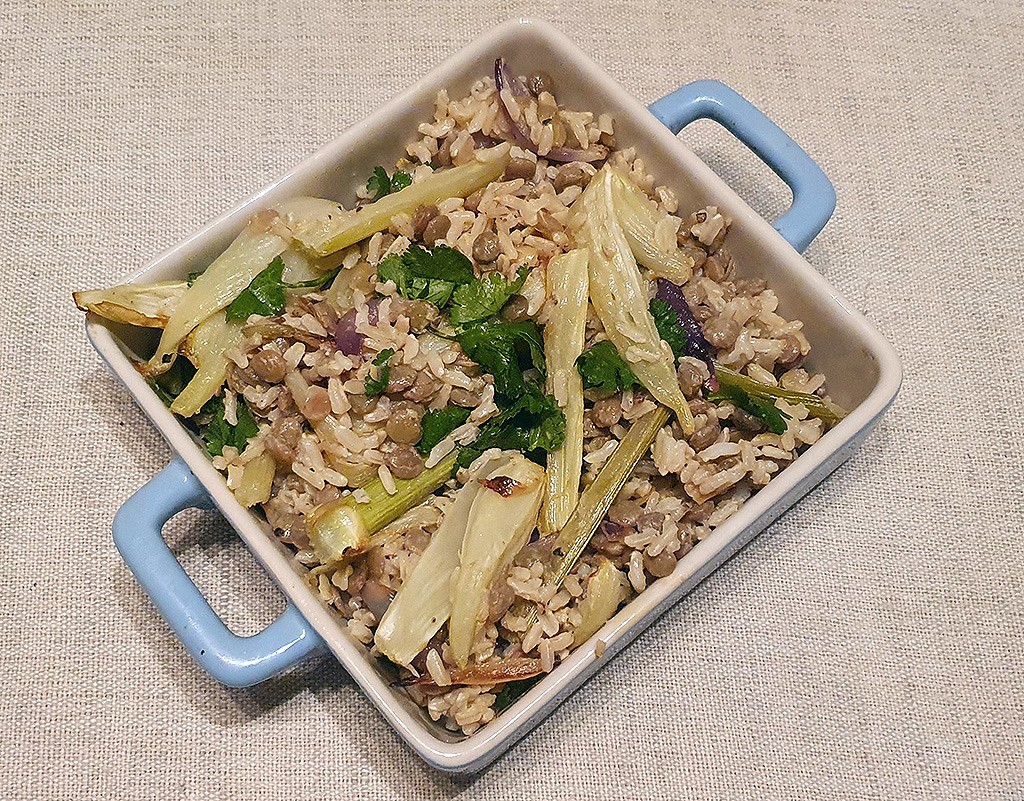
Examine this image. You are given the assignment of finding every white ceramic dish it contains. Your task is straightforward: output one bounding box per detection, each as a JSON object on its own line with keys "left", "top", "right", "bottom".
{"left": 89, "top": 19, "right": 902, "bottom": 774}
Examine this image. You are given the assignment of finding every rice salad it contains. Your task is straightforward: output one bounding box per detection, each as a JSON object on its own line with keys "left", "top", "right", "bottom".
{"left": 76, "top": 59, "right": 845, "bottom": 736}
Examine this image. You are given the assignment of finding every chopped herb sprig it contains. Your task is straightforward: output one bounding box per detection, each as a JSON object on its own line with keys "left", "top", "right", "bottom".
{"left": 364, "top": 348, "right": 395, "bottom": 396}
{"left": 366, "top": 166, "right": 413, "bottom": 201}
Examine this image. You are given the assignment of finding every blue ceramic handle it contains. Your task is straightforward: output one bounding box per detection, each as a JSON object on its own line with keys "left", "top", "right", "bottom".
{"left": 648, "top": 79, "right": 836, "bottom": 253}
{"left": 113, "top": 458, "right": 325, "bottom": 687}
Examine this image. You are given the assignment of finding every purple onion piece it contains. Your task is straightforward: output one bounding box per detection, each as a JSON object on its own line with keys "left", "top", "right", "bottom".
{"left": 494, "top": 59, "right": 610, "bottom": 165}
{"left": 334, "top": 299, "right": 379, "bottom": 356}
{"left": 496, "top": 56, "right": 530, "bottom": 97}
{"left": 493, "top": 58, "right": 534, "bottom": 151}
{"left": 545, "top": 145, "right": 610, "bottom": 164}
{"left": 656, "top": 278, "right": 719, "bottom": 391}
{"left": 334, "top": 308, "right": 364, "bottom": 355}
{"left": 472, "top": 132, "right": 501, "bottom": 149}
{"left": 493, "top": 58, "right": 609, "bottom": 166}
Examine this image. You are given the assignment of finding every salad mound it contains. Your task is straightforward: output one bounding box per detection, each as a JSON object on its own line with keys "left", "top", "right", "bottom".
{"left": 76, "top": 59, "right": 843, "bottom": 735}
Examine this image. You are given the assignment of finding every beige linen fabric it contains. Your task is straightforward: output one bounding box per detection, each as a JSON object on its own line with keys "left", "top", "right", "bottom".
{"left": 1, "top": 1, "right": 1022, "bottom": 798}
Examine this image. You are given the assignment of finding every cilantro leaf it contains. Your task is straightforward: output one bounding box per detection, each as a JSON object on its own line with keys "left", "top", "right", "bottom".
{"left": 366, "top": 166, "right": 413, "bottom": 201}
{"left": 458, "top": 388, "right": 566, "bottom": 467}
{"left": 366, "top": 166, "right": 391, "bottom": 201}
{"left": 282, "top": 268, "right": 340, "bottom": 290}
{"left": 649, "top": 298, "right": 688, "bottom": 360}
{"left": 226, "top": 257, "right": 286, "bottom": 322}
{"left": 399, "top": 243, "right": 475, "bottom": 283}
{"left": 364, "top": 348, "right": 395, "bottom": 396}
{"left": 148, "top": 359, "right": 197, "bottom": 407}
{"left": 149, "top": 380, "right": 177, "bottom": 408}
{"left": 187, "top": 270, "right": 203, "bottom": 286}
{"left": 457, "top": 318, "right": 545, "bottom": 399}
{"left": 708, "top": 383, "right": 790, "bottom": 435}
{"left": 575, "top": 341, "right": 640, "bottom": 394}
{"left": 202, "top": 397, "right": 259, "bottom": 457}
{"left": 390, "top": 171, "right": 412, "bottom": 192}
{"left": 494, "top": 676, "right": 543, "bottom": 712}
{"left": 417, "top": 406, "right": 472, "bottom": 456}
{"left": 448, "top": 266, "right": 528, "bottom": 329}
{"left": 377, "top": 244, "right": 475, "bottom": 308}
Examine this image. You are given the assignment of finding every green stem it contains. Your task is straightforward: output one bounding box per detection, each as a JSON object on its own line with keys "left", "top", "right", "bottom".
{"left": 307, "top": 451, "right": 459, "bottom": 564}
{"left": 714, "top": 365, "right": 846, "bottom": 425}
{"left": 521, "top": 406, "right": 670, "bottom": 632}
{"left": 551, "top": 406, "right": 671, "bottom": 583}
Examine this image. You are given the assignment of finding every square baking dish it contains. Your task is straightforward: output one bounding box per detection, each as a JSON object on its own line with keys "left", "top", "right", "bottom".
{"left": 88, "top": 18, "right": 901, "bottom": 773}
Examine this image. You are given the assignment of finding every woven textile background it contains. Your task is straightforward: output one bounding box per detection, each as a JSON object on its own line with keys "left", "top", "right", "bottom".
{"left": 2, "top": 1, "right": 1022, "bottom": 798}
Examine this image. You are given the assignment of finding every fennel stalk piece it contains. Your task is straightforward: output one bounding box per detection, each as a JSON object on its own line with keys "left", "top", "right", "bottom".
{"left": 306, "top": 452, "right": 459, "bottom": 565}
{"left": 540, "top": 248, "right": 589, "bottom": 535}
{"left": 715, "top": 365, "right": 846, "bottom": 425}
{"left": 572, "top": 557, "right": 629, "bottom": 646}
{"left": 375, "top": 453, "right": 511, "bottom": 667}
{"left": 73, "top": 281, "right": 188, "bottom": 329}
{"left": 520, "top": 406, "right": 670, "bottom": 635}
{"left": 578, "top": 168, "right": 693, "bottom": 433}
{"left": 449, "top": 454, "right": 545, "bottom": 668}
{"left": 170, "top": 312, "right": 243, "bottom": 417}
{"left": 292, "top": 150, "right": 511, "bottom": 257}
{"left": 610, "top": 167, "right": 695, "bottom": 285}
{"left": 553, "top": 406, "right": 671, "bottom": 582}
{"left": 233, "top": 452, "right": 275, "bottom": 508}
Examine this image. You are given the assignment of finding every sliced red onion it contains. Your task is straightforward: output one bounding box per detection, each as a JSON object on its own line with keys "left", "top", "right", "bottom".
{"left": 334, "top": 308, "right": 363, "bottom": 355}
{"left": 472, "top": 132, "right": 501, "bottom": 149}
{"left": 546, "top": 144, "right": 609, "bottom": 163}
{"left": 494, "top": 58, "right": 608, "bottom": 165}
{"left": 656, "top": 278, "right": 719, "bottom": 391}
{"left": 494, "top": 58, "right": 534, "bottom": 151}
{"left": 496, "top": 57, "right": 529, "bottom": 97}
{"left": 333, "top": 299, "right": 378, "bottom": 356}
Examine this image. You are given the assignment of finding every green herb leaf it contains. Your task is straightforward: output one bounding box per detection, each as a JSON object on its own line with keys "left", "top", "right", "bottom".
{"left": 417, "top": 406, "right": 472, "bottom": 456}
{"left": 148, "top": 358, "right": 197, "bottom": 408}
{"left": 493, "top": 676, "right": 543, "bottom": 712}
{"left": 459, "top": 388, "right": 566, "bottom": 467}
{"left": 282, "top": 268, "right": 340, "bottom": 290}
{"left": 649, "top": 298, "right": 688, "bottom": 360}
{"left": 377, "top": 244, "right": 475, "bottom": 308}
{"left": 708, "top": 383, "right": 790, "bottom": 435}
{"left": 364, "top": 348, "right": 395, "bottom": 397}
{"left": 366, "top": 166, "right": 391, "bottom": 201}
{"left": 149, "top": 380, "right": 177, "bottom": 408}
{"left": 202, "top": 397, "right": 260, "bottom": 456}
{"left": 366, "top": 166, "right": 413, "bottom": 201}
{"left": 575, "top": 340, "right": 641, "bottom": 394}
{"left": 187, "top": 270, "right": 203, "bottom": 287}
{"left": 225, "top": 257, "right": 286, "bottom": 322}
{"left": 390, "top": 171, "right": 412, "bottom": 192}
{"left": 457, "top": 317, "right": 545, "bottom": 399}
{"left": 448, "top": 266, "right": 528, "bottom": 329}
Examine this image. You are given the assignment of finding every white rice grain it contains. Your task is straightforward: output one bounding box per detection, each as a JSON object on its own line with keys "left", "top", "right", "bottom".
{"left": 521, "top": 621, "right": 544, "bottom": 655}
{"left": 283, "top": 341, "right": 305, "bottom": 370}
{"left": 378, "top": 464, "right": 397, "bottom": 495}
{"left": 628, "top": 550, "right": 647, "bottom": 592}
{"left": 539, "top": 639, "right": 555, "bottom": 673}
{"left": 222, "top": 390, "right": 238, "bottom": 426}
{"left": 426, "top": 649, "right": 451, "bottom": 687}
{"left": 425, "top": 437, "right": 457, "bottom": 469}
{"left": 697, "top": 442, "right": 742, "bottom": 461}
